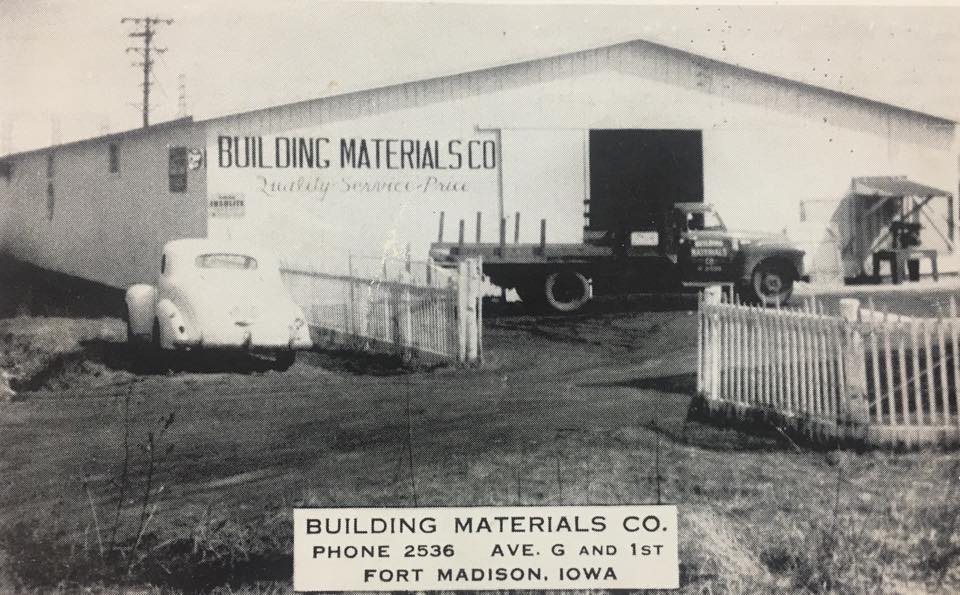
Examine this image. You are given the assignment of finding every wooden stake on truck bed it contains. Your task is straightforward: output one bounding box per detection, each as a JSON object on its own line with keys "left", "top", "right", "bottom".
{"left": 499, "top": 217, "right": 506, "bottom": 257}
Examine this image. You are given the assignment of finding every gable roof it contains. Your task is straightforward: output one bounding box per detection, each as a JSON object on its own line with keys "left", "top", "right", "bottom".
{"left": 0, "top": 117, "right": 196, "bottom": 161}
{"left": 204, "top": 36, "right": 956, "bottom": 128}
{"left": 2, "top": 36, "right": 954, "bottom": 161}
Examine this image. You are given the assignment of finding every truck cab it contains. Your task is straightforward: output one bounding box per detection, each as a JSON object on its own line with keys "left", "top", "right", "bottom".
{"left": 670, "top": 202, "right": 805, "bottom": 305}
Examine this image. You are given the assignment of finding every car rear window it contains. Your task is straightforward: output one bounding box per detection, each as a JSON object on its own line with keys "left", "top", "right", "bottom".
{"left": 195, "top": 253, "right": 258, "bottom": 270}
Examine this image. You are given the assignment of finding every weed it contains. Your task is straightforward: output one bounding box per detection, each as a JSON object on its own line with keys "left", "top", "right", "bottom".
{"left": 914, "top": 456, "right": 960, "bottom": 589}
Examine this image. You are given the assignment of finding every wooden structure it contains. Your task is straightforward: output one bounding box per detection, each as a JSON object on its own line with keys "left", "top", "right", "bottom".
{"left": 699, "top": 287, "right": 960, "bottom": 447}
{"left": 843, "top": 176, "right": 954, "bottom": 279}
{"left": 872, "top": 248, "right": 939, "bottom": 284}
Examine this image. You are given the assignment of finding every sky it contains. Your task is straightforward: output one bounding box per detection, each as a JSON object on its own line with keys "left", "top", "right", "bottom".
{"left": 2, "top": 1, "right": 960, "bottom": 154}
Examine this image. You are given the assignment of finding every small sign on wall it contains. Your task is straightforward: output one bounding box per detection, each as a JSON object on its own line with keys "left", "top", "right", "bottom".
{"left": 631, "top": 231, "right": 659, "bottom": 246}
{"left": 208, "top": 193, "right": 246, "bottom": 219}
{"left": 188, "top": 148, "right": 204, "bottom": 170}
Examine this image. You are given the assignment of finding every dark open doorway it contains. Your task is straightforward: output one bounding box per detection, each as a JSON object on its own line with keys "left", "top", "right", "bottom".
{"left": 588, "top": 129, "right": 704, "bottom": 235}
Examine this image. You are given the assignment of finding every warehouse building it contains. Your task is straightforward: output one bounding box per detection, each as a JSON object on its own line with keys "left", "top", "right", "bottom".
{"left": 1, "top": 38, "right": 957, "bottom": 289}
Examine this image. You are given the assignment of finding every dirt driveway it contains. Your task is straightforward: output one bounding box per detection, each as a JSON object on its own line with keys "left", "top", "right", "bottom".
{"left": 0, "top": 294, "right": 702, "bottom": 522}
{"left": 2, "top": 277, "right": 958, "bottom": 593}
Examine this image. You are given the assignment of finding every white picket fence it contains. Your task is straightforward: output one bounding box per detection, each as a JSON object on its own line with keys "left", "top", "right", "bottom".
{"left": 698, "top": 287, "right": 960, "bottom": 446}
{"left": 280, "top": 257, "right": 482, "bottom": 364}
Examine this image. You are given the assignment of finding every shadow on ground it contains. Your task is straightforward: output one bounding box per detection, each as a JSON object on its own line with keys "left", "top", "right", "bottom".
{"left": 583, "top": 371, "right": 805, "bottom": 453}
{"left": 615, "top": 372, "right": 699, "bottom": 395}
{"left": 0, "top": 256, "right": 125, "bottom": 318}
{"left": 10, "top": 339, "right": 290, "bottom": 391}
{"left": 483, "top": 291, "right": 700, "bottom": 318}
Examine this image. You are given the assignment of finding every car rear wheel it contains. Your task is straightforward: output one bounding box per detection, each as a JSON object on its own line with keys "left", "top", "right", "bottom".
{"left": 544, "top": 270, "right": 592, "bottom": 313}
{"left": 273, "top": 350, "right": 296, "bottom": 371}
{"left": 126, "top": 317, "right": 149, "bottom": 372}
{"left": 750, "top": 261, "right": 794, "bottom": 307}
{"left": 126, "top": 317, "right": 143, "bottom": 346}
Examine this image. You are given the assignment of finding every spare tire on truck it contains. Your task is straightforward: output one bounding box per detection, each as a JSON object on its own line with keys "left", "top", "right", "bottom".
{"left": 543, "top": 270, "right": 592, "bottom": 313}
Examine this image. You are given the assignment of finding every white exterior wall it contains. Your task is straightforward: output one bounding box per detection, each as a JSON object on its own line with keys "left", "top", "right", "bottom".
{"left": 0, "top": 121, "right": 207, "bottom": 288}
{"left": 2, "top": 40, "right": 956, "bottom": 288}
{"left": 206, "top": 41, "right": 957, "bottom": 278}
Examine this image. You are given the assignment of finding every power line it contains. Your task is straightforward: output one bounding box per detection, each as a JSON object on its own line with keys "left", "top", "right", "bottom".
{"left": 122, "top": 16, "right": 173, "bottom": 128}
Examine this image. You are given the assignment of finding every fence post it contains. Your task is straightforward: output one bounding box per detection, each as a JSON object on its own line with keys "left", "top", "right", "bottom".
{"left": 498, "top": 217, "right": 506, "bottom": 257}
{"left": 400, "top": 270, "right": 413, "bottom": 360}
{"left": 457, "top": 260, "right": 469, "bottom": 363}
{"left": 347, "top": 252, "right": 356, "bottom": 337}
{"left": 465, "top": 258, "right": 480, "bottom": 364}
{"left": 839, "top": 298, "right": 870, "bottom": 438}
{"left": 473, "top": 258, "right": 483, "bottom": 363}
{"left": 703, "top": 286, "right": 722, "bottom": 401}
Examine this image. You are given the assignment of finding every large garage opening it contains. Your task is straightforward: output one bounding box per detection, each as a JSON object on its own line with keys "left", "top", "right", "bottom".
{"left": 588, "top": 129, "right": 703, "bottom": 236}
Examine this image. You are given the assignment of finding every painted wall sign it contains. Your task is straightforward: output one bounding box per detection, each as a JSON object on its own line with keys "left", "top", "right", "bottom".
{"left": 215, "top": 135, "right": 497, "bottom": 171}
{"left": 206, "top": 124, "right": 503, "bottom": 270}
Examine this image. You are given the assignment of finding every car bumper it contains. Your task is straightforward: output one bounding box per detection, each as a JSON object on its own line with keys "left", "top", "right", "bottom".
{"left": 172, "top": 329, "right": 312, "bottom": 350}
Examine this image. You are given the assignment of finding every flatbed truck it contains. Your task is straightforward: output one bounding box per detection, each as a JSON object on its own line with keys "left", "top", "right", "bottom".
{"left": 430, "top": 203, "right": 807, "bottom": 313}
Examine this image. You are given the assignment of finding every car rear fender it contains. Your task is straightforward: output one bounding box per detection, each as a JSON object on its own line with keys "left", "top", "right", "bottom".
{"left": 156, "top": 298, "right": 197, "bottom": 349}
{"left": 125, "top": 284, "right": 157, "bottom": 338}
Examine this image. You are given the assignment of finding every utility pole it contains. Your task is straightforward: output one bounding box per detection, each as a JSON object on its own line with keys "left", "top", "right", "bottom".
{"left": 177, "top": 73, "right": 187, "bottom": 118}
{"left": 122, "top": 16, "right": 173, "bottom": 128}
{"left": 50, "top": 115, "right": 61, "bottom": 145}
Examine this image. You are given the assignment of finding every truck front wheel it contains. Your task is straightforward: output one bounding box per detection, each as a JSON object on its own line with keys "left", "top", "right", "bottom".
{"left": 749, "top": 261, "right": 794, "bottom": 307}
{"left": 544, "top": 270, "right": 592, "bottom": 313}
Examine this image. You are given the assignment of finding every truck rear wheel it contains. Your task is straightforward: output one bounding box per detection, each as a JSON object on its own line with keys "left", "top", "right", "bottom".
{"left": 516, "top": 284, "right": 544, "bottom": 309}
{"left": 750, "top": 261, "right": 794, "bottom": 307}
{"left": 544, "top": 270, "right": 592, "bottom": 313}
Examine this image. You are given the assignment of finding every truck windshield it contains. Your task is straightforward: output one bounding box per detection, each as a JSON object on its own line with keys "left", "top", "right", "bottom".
{"left": 686, "top": 211, "right": 725, "bottom": 231}
{"left": 195, "top": 253, "right": 258, "bottom": 270}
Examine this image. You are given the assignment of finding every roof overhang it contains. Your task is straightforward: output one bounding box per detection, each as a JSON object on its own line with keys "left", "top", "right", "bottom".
{"left": 853, "top": 176, "right": 953, "bottom": 199}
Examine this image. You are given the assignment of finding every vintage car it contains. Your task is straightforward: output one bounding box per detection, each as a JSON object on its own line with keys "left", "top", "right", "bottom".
{"left": 125, "top": 239, "right": 312, "bottom": 370}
